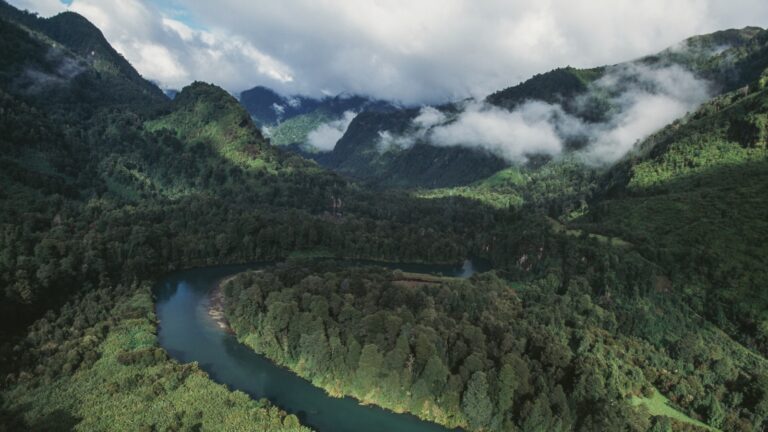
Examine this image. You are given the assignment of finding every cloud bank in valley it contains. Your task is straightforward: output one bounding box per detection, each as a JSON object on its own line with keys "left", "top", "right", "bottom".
{"left": 379, "top": 64, "right": 712, "bottom": 165}
{"left": 10, "top": 0, "right": 768, "bottom": 103}
{"left": 578, "top": 64, "right": 712, "bottom": 164}
{"left": 307, "top": 111, "right": 358, "bottom": 151}
{"left": 429, "top": 102, "right": 568, "bottom": 162}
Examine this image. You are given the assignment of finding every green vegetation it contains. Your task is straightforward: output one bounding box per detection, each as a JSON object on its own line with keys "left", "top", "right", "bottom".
{"left": 1, "top": 2, "right": 768, "bottom": 431}
{"left": 268, "top": 110, "right": 332, "bottom": 150}
{"left": 1, "top": 284, "right": 309, "bottom": 431}
{"left": 417, "top": 159, "right": 598, "bottom": 212}
{"left": 631, "top": 391, "right": 717, "bottom": 431}
{"left": 146, "top": 82, "right": 277, "bottom": 171}
{"left": 0, "top": 6, "right": 498, "bottom": 429}
{"left": 319, "top": 108, "right": 509, "bottom": 188}
{"left": 222, "top": 259, "right": 768, "bottom": 432}
{"left": 581, "top": 82, "right": 768, "bottom": 358}
{"left": 486, "top": 66, "right": 605, "bottom": 111}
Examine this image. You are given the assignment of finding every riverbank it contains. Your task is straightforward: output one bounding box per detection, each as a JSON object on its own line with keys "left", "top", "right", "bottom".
{"left": 220, "top": 267, "right": 467, "bottom": 431}
{"left": 208, "top": 275, "right": 237, "bottom": 333}
{"left": 157, "top": 263, "right": 462, "bottom": 432}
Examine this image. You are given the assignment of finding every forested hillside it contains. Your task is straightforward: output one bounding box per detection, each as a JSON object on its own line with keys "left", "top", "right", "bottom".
{"left": 0, "top": 4, "right": 499, "bottom": 429}
{"left": 314, "top": 26, "right": 768, "bottom": 189}
{"left": 240, "top": 85, "right": 395, "bottom": 153}
{"left": 0, "top": 1, "right": 767, "bottom": 431}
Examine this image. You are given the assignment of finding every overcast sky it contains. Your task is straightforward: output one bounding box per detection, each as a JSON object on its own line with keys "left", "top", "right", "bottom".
{"left": 9, "top": 0, "right": 768, "bottom": 104}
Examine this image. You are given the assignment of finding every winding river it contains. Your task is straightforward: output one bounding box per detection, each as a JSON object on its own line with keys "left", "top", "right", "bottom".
{"left": 155, "top": 260, "right": 482, "bottom": 432}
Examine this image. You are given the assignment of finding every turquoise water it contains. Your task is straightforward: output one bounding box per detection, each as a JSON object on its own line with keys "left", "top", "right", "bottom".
{"left": 155, "top": 261, "right": 478, "bottom": 432}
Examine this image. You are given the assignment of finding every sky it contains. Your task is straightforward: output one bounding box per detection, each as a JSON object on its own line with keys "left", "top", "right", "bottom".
{"left": 9, "top": 0, "right": 768, "bottom": 104}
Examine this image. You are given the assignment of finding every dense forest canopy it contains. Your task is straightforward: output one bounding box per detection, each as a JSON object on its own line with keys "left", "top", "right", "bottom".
{"left": 0, "top": 1, "right": 766, "bottom": 431}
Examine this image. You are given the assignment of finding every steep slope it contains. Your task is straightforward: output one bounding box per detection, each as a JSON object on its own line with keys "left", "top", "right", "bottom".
{"left": 318, "top": 109, "right": 508, "bottom": 187}
{"left": 579, "top": 76, "right": 768, "bottom": 357}
{"left": 239, "top": 85, "right": 396, "bottom": 152}
{"left": 322, "top": 27, "right": 767, "bottom": 189}
{"left": 0, "top": 2, "right": 166, "bottom": 113}
{"left": 147, "top": 82, "right": 278, "bottom": 170}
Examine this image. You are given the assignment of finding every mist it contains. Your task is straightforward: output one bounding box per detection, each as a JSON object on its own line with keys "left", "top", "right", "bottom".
{"left": 307, "top": 111, "right": 358, "bottom": 151}
{"left": 429, "top": 101, "right": 567, "bottom": 163}
{"left": 18, "top": 49, "right": 88, "bottom": 94}
{"left": 377, "top": 63, "right": 712, "bottom": 165}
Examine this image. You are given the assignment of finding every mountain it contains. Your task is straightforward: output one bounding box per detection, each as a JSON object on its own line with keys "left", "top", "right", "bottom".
{"left": 0, "top": 4, "right": 487, "bottom": 429}
{"left": 239, "top": 85, "right": 397, "bottom": 152}
{"left": 582, "top": 76, "right": 768, "bottom": 355}
{"left": 1, "top": 1, "right": 768, "bottom": 431}
{"left": 315, "top": 108, "right": 508, "bottom": 188}
{"left": 320, "top": 26, "right": 768, "bottom": 189}
{"left": 240, "top": 85, "right": 294, "bottom": 125}
{"left": 0, "top": 1, "right": 166, "bottom": 114}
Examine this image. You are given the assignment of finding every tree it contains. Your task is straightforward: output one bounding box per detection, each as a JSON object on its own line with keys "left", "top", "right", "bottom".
{"left": 497, "top": 362, "right": 518, "bottom": 415}
{"left": 420, "top": 354, "right": 449, "bottom": 396}
{"left": 520, "top": 395, "right": 553, "bottom": 432}
{"left": 462, "top": 371, "right": 493, "bottom": 430}
{"left": 355, "top": 344, "right": 384, "bottom": 395}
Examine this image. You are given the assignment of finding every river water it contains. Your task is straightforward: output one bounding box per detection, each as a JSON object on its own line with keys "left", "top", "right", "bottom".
{"left": 155, "top": 261, "right": 481, "bottom": 432}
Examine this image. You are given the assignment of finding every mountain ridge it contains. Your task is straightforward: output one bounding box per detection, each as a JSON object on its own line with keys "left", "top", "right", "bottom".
{"left": 315, "top": 26, "right": 768, "bottom": 189}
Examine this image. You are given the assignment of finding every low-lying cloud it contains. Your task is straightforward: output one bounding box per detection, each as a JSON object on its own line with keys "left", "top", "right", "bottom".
{"left": 17, "top": 48, "right": 88, "bottom": 94}
{"left": 429, "top": 101, "right": 567, "bottom": 162}
{"left": 377, "top": 64, "right": 712, "bottom": 165}
{"left": 578, "top": 64, "right": 711, "bottom": 165}
{"left": 307, "top": 111, "right": 358, "bottom": 151}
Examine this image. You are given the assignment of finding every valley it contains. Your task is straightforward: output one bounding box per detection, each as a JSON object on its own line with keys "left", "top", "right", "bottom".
{"left": 0, "top": 1, "right": 767, "bottom": 431}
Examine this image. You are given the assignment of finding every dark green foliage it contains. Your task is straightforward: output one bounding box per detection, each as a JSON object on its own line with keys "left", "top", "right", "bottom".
{"left": 0, "top": 2, "right": 767, "bottom": 431}
{"left": 586, "top": 83, "right": 768, "bottom": 358}
{"left": 462, "top": 371, "right": 493, "bottom": 429}
{"left": 317, "top": 108, "right": 508, "bottom": 188}
{"left": 222, "top": 252, "right": 766, "bottom": 431}
{"left": 486, "top": 67, "right": 604, "bottom": 111}
{"left": 2, "top": 284, "right": 310, "bottom": 431}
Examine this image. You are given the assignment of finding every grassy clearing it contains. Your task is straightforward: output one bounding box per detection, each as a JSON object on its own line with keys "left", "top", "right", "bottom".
{"left": 547, "top": 217, "right": 633, "bottom": 248}
{"left": 631, "top": 391, "right": 717, "bottom": 431}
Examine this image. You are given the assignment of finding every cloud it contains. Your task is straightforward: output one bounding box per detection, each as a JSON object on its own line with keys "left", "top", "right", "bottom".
{"left": 9, "top": 0, "right": 768, "bottom": 104}
{"left": 578, "top": 64, "right": 712, "bottom": 165}
{"left": 380, "top": 64, "right": 711, "bottom": 165}
{"left": 307, "top": 111, "right": 358, "bottom": 151}
{"left": 429, "top": 101, "right": 566, "bottom": 163}
{"left": 8, "top": 0, "right": 62, "bottom": 16}
{"left": 377, "top": 130, "right": 417, "bottom": 152}
{"left": 376, "top": 106, "right": 446, "bottom": 152}
{"left": 171, "top": 0, "right": 768, "bottom": 104}
{"left": 8, "top": 0, "right": 294, "bottom": 92}
{"left": 413, "top": 106, "right": 447, "bottom": 129}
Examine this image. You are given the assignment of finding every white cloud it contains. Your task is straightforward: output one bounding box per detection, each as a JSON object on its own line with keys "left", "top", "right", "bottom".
{"left": 579, "top": 64, "right": 711, "bottom": 165}
{"left": 175, "top": 0, "right": 768, "bottom": 103}
{"left": 8, "top": 0, "right": 63, "bottom": 17}
{"left": 377, "top": 130, "right": 415, "bottom": 152}
{"left": 413, "top": 106, "right": 447, "bottom": 129}
{"left": 385, "top": 64, "right": 711, "bottom": 165}
{"left": 8, "top": 0, "right": 768, "bottom": 103}
{"left": 429, "top": 101, "right": 566, "bottom": 163}
{"left": 307, "top": 111, "right": 358, "bottom": 151}
{"left": 8, "top": 0, "right": 294, "bottom": 92}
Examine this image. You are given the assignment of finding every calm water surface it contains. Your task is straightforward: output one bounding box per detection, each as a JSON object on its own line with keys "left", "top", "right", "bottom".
{"left": 155, "top": 261, "right": 482, "bottom": 432}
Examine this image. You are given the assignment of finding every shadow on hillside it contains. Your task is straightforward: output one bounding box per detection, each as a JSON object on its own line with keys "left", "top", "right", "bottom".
{"left": 0, "top": 405, "right": 81, "bottom": 432}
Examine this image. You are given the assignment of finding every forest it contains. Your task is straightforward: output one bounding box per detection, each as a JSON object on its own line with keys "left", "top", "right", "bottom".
{"left": 0, "top": 1, "right": 767, "bottom": 431}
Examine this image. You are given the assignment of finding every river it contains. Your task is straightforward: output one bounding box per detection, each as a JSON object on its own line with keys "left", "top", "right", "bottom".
{"left": 155, "top": 260, "right": 482, "bottom": 432}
